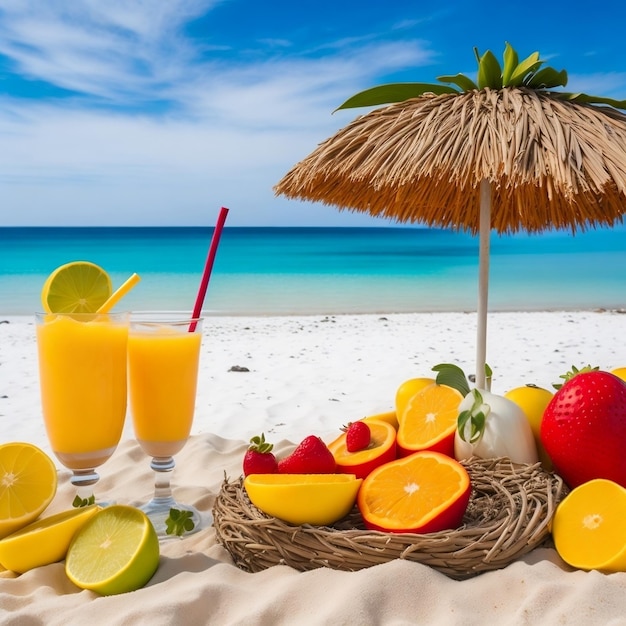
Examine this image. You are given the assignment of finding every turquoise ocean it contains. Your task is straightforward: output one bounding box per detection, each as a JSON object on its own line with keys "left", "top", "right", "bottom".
{"left": 1, "top": 226, "right": 625, "bottom": 316}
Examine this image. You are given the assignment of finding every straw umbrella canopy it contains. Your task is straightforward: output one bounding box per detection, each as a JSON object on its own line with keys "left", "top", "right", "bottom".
{"left": 275, "top": 43, "right": 626, "bottom": 389}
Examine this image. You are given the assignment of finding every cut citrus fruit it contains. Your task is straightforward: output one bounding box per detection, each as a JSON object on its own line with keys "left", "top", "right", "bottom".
{"left": 357, "top": 451, "right": 471, "bottom": 533}
{"left": 0, "top": 504, "right": 99, "bottom": 573}
{"left": 363, "top": 411, "right": 399, "bottom": 430}
{"left": 0, "top": 442, "right": 58, "bottom": 539}
{"left": 552, "top": 479, "right": 626, "bottom": 572}
{"left": 244, "top": 473, "right": 362, "bottom": 526}
{"left": 41, "top": 261, "right": 112, "bottom": 314}
{"left": 611, "top": 367, "right": 626, "bottom": 383}
{"left": 395, "top": 377, "right": 436, "bottom": 419}
{"left": 396, "top": 383, "right": 464, "bottom": 457}
{"left": 328, "top": 419, "right": 397, "bottom": 479}
{"left": 65, "top": 505, "right": 159, "bottom": 595}
{"left": 505, "top": 384, "right": 554, "bottom": 470}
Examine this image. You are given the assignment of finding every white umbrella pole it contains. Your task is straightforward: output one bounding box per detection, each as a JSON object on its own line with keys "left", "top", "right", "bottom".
{"left": 475, "top": 179, "right": 491, "bottom": 390}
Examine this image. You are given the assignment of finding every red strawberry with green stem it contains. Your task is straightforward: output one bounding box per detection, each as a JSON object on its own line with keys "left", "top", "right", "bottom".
{"left": 278, "top": 435, "right": 336, "bottom": 474}
{"left": 541, "top": 366, "right": 626, "bottom": 489}
{"left": 342, "top": 421, "right": 371, "bottom": 452}
{"left": 243, "top": 433, "right": 278, "bottom": 476}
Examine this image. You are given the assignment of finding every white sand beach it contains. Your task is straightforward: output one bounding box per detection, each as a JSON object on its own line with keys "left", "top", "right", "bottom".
{"left": 2, "top": 309, "right": 626, "bottom": 624}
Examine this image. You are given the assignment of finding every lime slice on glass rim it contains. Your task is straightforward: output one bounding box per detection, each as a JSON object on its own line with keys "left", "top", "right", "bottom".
{"left": 41, "top": 261, "right": 112, "bottom": 314}
{"left": 65, "top": 505, "right": 160, "bottom": 595}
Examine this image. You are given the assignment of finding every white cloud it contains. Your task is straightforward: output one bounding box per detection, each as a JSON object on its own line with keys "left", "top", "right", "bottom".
{"left": 0, "top": 2, "right": 430, "bottom": 225}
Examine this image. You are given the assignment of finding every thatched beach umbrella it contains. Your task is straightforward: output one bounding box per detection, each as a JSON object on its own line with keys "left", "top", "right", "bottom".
{"left": 275, "top": 43, "right": 626, "bottom": 388}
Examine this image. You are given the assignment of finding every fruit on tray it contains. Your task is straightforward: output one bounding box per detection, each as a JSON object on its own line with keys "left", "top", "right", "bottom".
{"left": 0, "top": 442, "right": 58, "bottom": 539}
{"left": 395, "top": 377, "right": 435, "bottom": 420}
{"left": 244, "top": 473, "right": 362, "bottom": 526}
{"left": 552, "top": 479, "right": 626, "bottom": 572}
{"left": 396, "top": 383, "right": 463, "bottom": 457}
{"left": 0, "top": 505, "right": 100, "bottom": 573}
{"left": 362, "top": 410, "right": 399, "bottom": 430}
{"left": 65, "top": 505, "right": 160, "bottom": 595}
{"left": 277, "top": 435, "right": 336, "bottom": 474}
{"left": 357, "top": 451, "right": 471, "bottom": 534}
{"left": 504, "top": 384, "right": 554, "bottom": 470}
{"left": 243, "top": 433, "right": 278, "bottom": 476}
{"left": 41, "top": 261, "right": 112, "bottom": 314}
{"left": 343, "top": 421, "right": 371, "bottom": 452}
{"left": 327, "top": 418, "right": 397, "bottom": 479}
{"left": 541, "top": 368, "right": 626, "bottom": 488}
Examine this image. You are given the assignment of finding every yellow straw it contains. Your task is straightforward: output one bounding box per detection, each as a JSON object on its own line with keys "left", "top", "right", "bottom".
{"left": 97, "top": 273, "right": 141, "bottom": 313}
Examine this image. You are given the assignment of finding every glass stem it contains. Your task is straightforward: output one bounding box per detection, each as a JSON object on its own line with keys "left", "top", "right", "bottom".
{"left": 150, "top": 456, "right": 176, "bottom": 503}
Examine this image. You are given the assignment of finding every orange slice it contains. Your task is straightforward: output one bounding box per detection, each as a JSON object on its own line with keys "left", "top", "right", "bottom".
{"left": 552, "top": 479, "right": 626, "bottom": 572}
{"left": 244, "top": 474, "right": 362, "bottom": 526}
{"left": 357, "top": 451, "right": 471, "bottom": 534}
{"left": 327, "top": 419, "right": 397, "bottom": 479}
{"left": 0, "top": 442, "right": 58, "bottom": 539}
{"left": 395, "top": 377, "right": 436, "bottom": 418}
{"left": 396, "top": 383, "right": 463, "bottom": 457}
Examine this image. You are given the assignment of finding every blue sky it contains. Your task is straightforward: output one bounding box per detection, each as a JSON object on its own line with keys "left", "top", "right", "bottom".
{"left": 1, "top": 1, "right": 626, "bottom": 227}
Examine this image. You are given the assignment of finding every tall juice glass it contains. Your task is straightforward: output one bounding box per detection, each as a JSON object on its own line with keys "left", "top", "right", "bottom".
{"left": 128, "top": 315, "right": 204, "bottom": 537}
{"left": 36, "top": 312, "right": 129, "bottom": 504}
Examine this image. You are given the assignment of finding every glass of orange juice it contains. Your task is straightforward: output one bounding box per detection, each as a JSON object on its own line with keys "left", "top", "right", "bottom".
{"left": 128, "top": 314, "right": 204, "bottom": 537}
{"left": 36, "top": 312, "right": 129, "bottom": 505}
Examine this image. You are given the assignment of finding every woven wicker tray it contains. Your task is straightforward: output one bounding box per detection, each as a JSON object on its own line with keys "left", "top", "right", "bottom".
{"left": 213, "top": 457, "right": 567, "bottom": 579}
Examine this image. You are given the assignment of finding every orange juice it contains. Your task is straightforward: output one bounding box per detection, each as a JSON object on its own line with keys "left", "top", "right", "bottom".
{"left": 128, "top": 321, "right": 202, "bottom": 457}
{"left": 36, "top": 313, "right": 129, "bottom": 470}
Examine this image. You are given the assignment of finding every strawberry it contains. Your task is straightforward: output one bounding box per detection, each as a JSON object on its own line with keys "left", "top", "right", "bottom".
{"left": 342, "top": 421, "right": 371, "bottom": 452}
{"left": 277, "top": 435, "right": 336, "bottom": 474}
{"left": 541, "top": 367, "right": 626, "bottom": 489}
{"left": 243, "top": 433, "right": 278, "bottom": 476}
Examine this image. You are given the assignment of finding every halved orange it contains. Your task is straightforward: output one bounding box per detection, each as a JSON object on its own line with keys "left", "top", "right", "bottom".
{"left": 327, "top": 419, "right": 397, "bottom": 479}
{"left": 395, "top": 377, "right": 436, "bottom": 419}
{"left": 357, "top": 451, "right": 471, "bottom": 534}
{"left": 396, "top": 383, "right": 463, "bottom": 457}
{"left": 552, "top": 479, "right": 626, "bottom": 572}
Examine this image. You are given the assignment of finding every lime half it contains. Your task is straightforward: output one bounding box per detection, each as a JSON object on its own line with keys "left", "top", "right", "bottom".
{"left": 65, "top": 505, "right": 160, "bottom": 595}
{"left": 41, "top": 261, "right": 112, "bottom": 314}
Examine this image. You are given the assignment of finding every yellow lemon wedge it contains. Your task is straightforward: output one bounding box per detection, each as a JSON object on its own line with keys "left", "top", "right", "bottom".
{"left": 41, "top": 261, "right": 112, "bottom": 314}
{"left": 0, "top": 505, "right": 99, "bottom": 573}
{"left": 552, "top": 479, "right": 626, "bottom": 572}
{"left": 65, "top": 505, "right": 159, "bottom": 595}
{"left": 243, "top": 474, "right": 362, "bottom": 526}
{"left": 0, "top": 442, "right": 58, "bottom": 539}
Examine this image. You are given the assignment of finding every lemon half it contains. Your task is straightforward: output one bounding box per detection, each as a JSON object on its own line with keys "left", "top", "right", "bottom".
{"left": 0, "top": 442, "right": 58, "bottom": 539}
{"left": 41, "top": 261, "right": 112, "bottom": 314}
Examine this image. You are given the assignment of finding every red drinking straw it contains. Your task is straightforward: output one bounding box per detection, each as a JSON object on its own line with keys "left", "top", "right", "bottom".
{"left": 189, "top": 206, "right": 229, "bottom": 331}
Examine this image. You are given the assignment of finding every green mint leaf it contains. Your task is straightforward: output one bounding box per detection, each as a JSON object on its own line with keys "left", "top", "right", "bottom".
{"left": 165, "top": 508, "right": 196, "bottom": 537}
{"left": 72, "top": 494, "right": 96, "bottom": 508}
